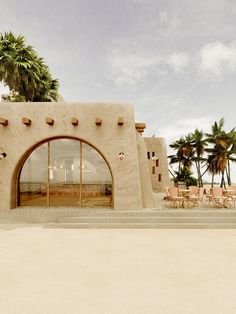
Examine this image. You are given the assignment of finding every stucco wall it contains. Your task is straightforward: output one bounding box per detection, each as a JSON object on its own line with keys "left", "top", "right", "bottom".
{"left": 136, "top": 132, "right": 154, "bottom": 208}
{"left": 0, "top": 102, "right": 146, "bottom": 210}
{"left": 144, "top": 137, "right": 171, "bottom": 192}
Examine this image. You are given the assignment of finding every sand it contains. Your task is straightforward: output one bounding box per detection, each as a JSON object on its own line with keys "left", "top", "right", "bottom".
{"left": 0, "top": 225, "right": 236, "bottom": 313}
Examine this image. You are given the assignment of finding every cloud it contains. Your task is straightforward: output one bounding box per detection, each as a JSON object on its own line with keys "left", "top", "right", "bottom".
{"left": 158, "top": 116, "right": 213, "bottom": 144}
{"left": 108, "top": 40, "right": 236, "bottom": 87}
{"left": 107, "top": 41, "right": 162, "bottom": 87}
{"left": 167, "top": 52, "right": 190, "bottom": 72}
{"left": 199, "top": 41, "right": 236, "bottom": 78}
{"left": 108, "top": 41, "right": 190, "bottom": 87}
{"left": 159, "top": 10, "right": 179, "bottom": 36}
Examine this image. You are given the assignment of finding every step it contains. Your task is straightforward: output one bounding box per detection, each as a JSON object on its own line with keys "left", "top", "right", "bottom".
{"left": 58, "top": 216, "right": 236, "bottom": 223}
{"left": 57, "top": 210, "right": 236, "bottom": 218}
{"left": 44, "top": 222, "right": 236, "bottom": 229}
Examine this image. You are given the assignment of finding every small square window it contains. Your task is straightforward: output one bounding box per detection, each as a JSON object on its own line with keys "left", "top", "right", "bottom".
{"left": 156, "top": 159, "right": 159, "bottom": 167}
{"left": 158, "top": 174, "right": 161, "bottom": 182}
{"left": 152, "top": 152, "right": 155, "bottom": 157}
{"left": 152, "top": 167, "right": 155, "bottom": 174}
{"left": 147, "top": 152, "right": 150, "bottom": 159}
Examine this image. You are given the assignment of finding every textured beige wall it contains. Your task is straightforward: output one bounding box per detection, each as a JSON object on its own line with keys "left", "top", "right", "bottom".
{"left": 144, "top": 137, "right": 171, "bottom": 192}
{"left": 0, "top": 102, "right": 147, "bottom": 210}
{"left": 136, "top": 132, "right": 154, "bottom": 208}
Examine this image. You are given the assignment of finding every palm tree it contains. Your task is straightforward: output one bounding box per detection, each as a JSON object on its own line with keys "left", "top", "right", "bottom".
{"left": 169, "top": 137, "right": 185, "bottom": 173}
{"left": 169, "top": 118, "right": 236, "bottom": 188}
{"left": 0, "top": 32, "right": 26, "bottom": 95}
{"left": 190, "top": 129, "right": 208, "bottom": 187}
{"left": 205, "top": 118, "right": 232, "bottom": 188}
{"left": 0, "top": 31, "right": 59, "bottom": 101}
{"left": 169, "top": 135, "right": 196, "bottom": 185}
{"left": 169, "top": 135, "right": 194, "bottom": 168}
{"left": 205, "top": 153, "right": 217, "bottom": 187}
{"left": 225, "top": 130, "right": 236, "bottom": 185}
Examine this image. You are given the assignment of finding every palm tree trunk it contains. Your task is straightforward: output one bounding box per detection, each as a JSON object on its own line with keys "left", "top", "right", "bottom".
{"left": 220, "top": 170, "right": 226, "bottom": 188}
{"left": 197, "top": 161, "right": 201, "bottom": 187}
{"left": 168, "top": 169, "right": 175, "bottom": 179}
{"left": 227, "top": 159, "right": 231, "bottom": 186}
{"left": 198, "top": 160, "right": 204, "bottom": 187}
{"left": 195, "top": 161, "right": 200, "bottom": 187}
{"left": 200, "top": 165, "right": 209, "bottom": 185}
{"left": 211, "top": 173, "right": 214, "bottom": 188}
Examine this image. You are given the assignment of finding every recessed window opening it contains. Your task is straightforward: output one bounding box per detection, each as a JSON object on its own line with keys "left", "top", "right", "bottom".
{"left": 18, "top": 138, "right": 113, "bottom": 208}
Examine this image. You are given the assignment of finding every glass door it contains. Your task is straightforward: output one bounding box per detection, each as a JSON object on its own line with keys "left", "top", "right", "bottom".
{"left": 81, "top": 143, "right": 112, "bottom": 208}
{"left": 49, "top": 139, "right": 81, "bottom": 206}
{"left": 19, "top": 143, "right": 48, "bottom": 206}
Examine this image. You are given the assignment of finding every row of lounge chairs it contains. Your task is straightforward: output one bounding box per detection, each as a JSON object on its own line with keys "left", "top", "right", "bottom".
{"left": 164, "top": 186, "right": 236, "bottom": 208}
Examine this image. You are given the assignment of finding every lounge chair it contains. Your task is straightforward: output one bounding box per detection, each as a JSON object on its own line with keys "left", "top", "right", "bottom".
{"left": 224, "top": 186, "right": 236, "bottom": 208}
{"left": 188, "top": 186, "right": 200, "bottom": 207}
{"left": 189, "top": 186, "right": 205, "bottom": 207}
{"left": 164, "top": 186, "right": 171, "bottom": 206}
{"left": 210, "top": 187, "right": 227, "bottom": 208}
{"left": 198, "top": 187, "right": 205, "bottom": 203}
{"left": 231, "top": 186, "right": 236, "bottom": 207}
{"left": 168, "top": 187, "right": 184, "bottom": 208}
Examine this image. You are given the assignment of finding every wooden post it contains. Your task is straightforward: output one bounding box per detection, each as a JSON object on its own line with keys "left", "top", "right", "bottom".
{"left": 0, "top": 118, "right": 8, "bottom": 126}
{"left": 45, "top": 117, "right": 54, "bottom": 125}
{"left": 71, "top": 117, "right": 79, "bottom": 126}
{"left": 22, "top": 117, "right": 32, "bottom": 126}
{"left": 135, "top": 122, "right": 146, "bottom": 135}
{"left": 118, "top": 117, "right": 124, "bottom": 126}
{"left": 95, "top": 118, "right": 102, "bottom": 126}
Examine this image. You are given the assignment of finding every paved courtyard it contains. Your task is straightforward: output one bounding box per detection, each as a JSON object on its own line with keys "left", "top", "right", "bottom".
{"left": 0, "top": 225, "right": 236, "bottom": 314}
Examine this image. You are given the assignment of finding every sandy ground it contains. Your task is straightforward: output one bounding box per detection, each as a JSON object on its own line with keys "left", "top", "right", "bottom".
{"left": 0, "top": 225, "right": 236, "bottom": 314}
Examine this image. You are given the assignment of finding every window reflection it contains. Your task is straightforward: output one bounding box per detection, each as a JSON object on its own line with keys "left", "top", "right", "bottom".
{"left": 82, "top": 143, "right": 112, "bottom": 208}
{"left": 49, "top": 139, "right": 81, "bottom": 206}
{"left": 19, "top": 143, "right": 48, "bottom": 206}
{"left": 19, "top": 139, "right": 112, "bottom": 208}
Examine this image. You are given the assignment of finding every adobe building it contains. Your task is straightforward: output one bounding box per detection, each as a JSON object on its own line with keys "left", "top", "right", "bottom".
{"left": 144, "top": 137, "right": 171, "bottom": 192}
{"left": 0, "top": 102, "right": 170, "bottom": 211}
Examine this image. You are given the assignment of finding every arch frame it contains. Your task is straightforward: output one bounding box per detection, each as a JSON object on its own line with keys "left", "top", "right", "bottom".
{"left": 13, "top": 136, "right": 114, "bottom": 209}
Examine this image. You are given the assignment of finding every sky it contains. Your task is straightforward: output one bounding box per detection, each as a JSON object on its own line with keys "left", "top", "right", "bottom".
{"left": 1, "top": 0, "right": 236, "bottom": 182}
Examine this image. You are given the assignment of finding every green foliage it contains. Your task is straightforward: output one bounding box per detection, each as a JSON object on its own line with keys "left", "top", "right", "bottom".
{"left": 2, "top": 90, "right": 26, "bottom": 102}
{"left": 0, "top": 31, "right": 59, "bottom": 101}
{"left": 172, "top": 167, "right": 198, "bottom": 187}
{"left": 169, "top": 119, "right": 236, "bottom": 187}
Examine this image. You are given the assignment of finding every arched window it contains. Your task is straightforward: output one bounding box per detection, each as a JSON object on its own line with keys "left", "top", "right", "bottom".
{"left": 18, "top": 138, "right": 113, "bottom": 208}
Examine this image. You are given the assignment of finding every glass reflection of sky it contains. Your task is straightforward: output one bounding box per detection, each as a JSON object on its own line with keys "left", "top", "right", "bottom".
{"left": 20, "top": 139, "right": 111, "bottom": 183}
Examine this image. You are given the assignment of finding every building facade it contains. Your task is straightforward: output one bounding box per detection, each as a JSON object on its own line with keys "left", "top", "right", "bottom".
{"left": 144, "top": 137, "right": 171, "bottom": 192}
{"left": 0, "top": 102, "right": 170, "bottom": 211}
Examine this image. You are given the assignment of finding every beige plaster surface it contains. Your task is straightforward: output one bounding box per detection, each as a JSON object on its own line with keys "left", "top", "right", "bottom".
{"left": 0, "top": 226, "right": 236, "bottom": 314}
{"left": 144, "top": 137, "right": 171, "bottom": 192}
{"left": 0, "top": 102, "right": 152, "bottom": 210}
{"left": 136, "top": 132, "right": 153, "bottom": 208}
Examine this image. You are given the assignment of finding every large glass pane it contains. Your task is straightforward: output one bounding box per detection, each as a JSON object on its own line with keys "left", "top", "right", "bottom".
{"left": 19, "top": 138, "right": 113, "bottom": 208}
{"left": 49, "top": 139, "right": 81, "bottom": 206}
{"left": 82, "top": 143, "right": 112, "bottom": 208}
{"left": 19, "top": 143, "right": 48, "bottom": 206}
